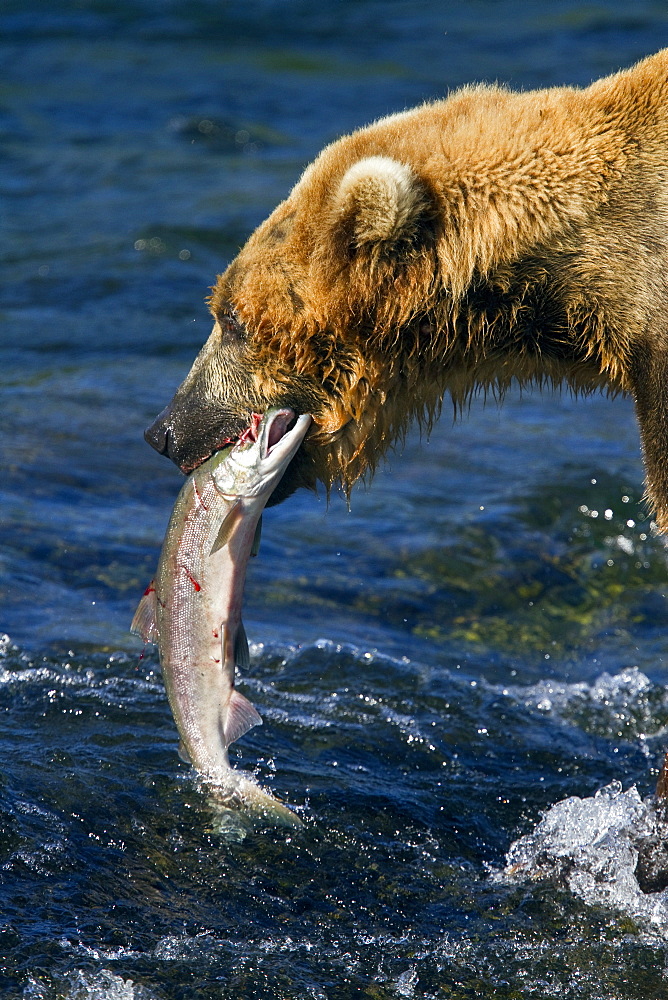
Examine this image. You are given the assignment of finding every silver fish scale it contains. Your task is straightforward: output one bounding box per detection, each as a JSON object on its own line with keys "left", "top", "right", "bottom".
{"left": 156, "top": 464, "right": 240, "bottom": 771}
{"left": 131, "top": 409, "right": 311, "bottom": 790}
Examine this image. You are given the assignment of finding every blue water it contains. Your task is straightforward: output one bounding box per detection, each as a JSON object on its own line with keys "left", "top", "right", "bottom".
{"left": 3, "top": 2, "right": 668, "bottom": 997}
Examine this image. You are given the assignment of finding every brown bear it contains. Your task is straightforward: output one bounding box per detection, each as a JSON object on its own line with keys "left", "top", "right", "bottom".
{"left": 146, "top": 50, "right": 668, "bottom": 526}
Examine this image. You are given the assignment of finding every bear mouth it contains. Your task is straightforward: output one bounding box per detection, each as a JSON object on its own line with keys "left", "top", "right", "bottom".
{"left": 145, "top": 401, "right": 314, "bottom": 503}
{"left": 183, "top": 410, "right": 299, "bottom": 473}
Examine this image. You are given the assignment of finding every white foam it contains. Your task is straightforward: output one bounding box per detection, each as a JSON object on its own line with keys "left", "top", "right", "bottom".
{"left": 504, "top": 781, "right": 668, "bottom": 934}
{"left": 510, "top": 666, "right": 653, "bottom": 714}
{"left": 505, "top": 666, "right": 668, "bottom": 744}
{"left": 23, "top": 969, "right": 155, "bottom": 999}
{"left": 0, "top": 633, "right": 18, "bottom": 658}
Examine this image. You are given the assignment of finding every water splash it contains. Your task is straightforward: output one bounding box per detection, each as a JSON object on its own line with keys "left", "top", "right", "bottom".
{"left": 504, "top": 781, "right": 668, "bottom": 935}
{"left": 23, "top": 970, "right": 155, "bottom": 1000}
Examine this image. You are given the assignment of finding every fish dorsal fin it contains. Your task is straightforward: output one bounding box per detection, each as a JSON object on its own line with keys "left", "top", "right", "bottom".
{"left": 130, "top": 581, "right": 159, "bottom": 643}
{"left": 251, "top": 515, "right": 262, "bottom": 558}
{"left": 210, "top": 500, "right": 243, "bottom": 556}
{"left": 223, "top": 689, "right": 263, "bottom": 746}
{"left": 235, "top": 620, "right": 250, "bottom": 668}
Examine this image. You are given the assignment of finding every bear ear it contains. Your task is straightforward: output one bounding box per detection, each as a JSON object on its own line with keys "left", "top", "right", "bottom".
{"left": 331, "top": 155, "right": 428, "bottom": 250}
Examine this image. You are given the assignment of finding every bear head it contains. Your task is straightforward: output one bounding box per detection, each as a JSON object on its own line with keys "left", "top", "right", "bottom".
{"left": 145, "top": 140, "right": 441, "bottom": 503}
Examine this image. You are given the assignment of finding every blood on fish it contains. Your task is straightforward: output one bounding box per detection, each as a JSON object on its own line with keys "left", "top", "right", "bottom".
{"left": 192, "top": 481, "right": 209, "bottom": 510}
{"left": 237, "top": 412, "right": 264, "bottom": 446}
{"left": 216, "top": 412, "right": 263, "bottom": 453}
{"left": 129, "top": 407, "right": 311, "bottom": 808}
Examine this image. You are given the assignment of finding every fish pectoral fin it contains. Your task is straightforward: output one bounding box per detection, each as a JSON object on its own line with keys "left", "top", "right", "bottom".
{"left": 209, "top": 500, "right": 242, "bottom": 555}
{"left": 130, "top": 580, "right": 159, "bottom": 643}
{"left": 224, "top": 689, "right": 263, "bottom": 746}
{"left": 177, "top": 740, "right": 192, "bottom": 764}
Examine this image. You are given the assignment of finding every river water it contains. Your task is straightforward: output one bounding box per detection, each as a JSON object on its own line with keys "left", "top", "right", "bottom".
{"left": 3, "top": 2, "right": 668, "bottom": 997}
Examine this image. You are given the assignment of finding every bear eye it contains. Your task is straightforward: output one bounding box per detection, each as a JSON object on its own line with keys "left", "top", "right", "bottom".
{"left": 218, "top": 311, "right": 246, "bottom": 345}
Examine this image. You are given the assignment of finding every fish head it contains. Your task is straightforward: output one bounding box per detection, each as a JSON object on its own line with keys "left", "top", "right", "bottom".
{"left": 211, "top": 408, "right": 312, "bottom": 499}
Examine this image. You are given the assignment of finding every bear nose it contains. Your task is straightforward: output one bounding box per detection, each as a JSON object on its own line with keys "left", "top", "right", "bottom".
{"left": 144, "top": 405, "right": 172, "bottom": 456}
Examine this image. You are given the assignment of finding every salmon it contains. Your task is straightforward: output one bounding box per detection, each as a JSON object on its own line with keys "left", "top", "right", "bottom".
{"left": 132, "top": 407, "right": 311, "bottom": 825}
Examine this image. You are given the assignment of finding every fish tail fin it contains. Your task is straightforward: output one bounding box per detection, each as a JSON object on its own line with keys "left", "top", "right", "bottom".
{"left": 131, "top": 580, "right": 159, "bottom": 643}
{"left": 224, "top": 689, "right": 263, "bottom": 746}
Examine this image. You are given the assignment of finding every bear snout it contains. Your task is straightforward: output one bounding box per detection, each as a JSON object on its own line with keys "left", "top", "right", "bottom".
{"left": 144, "top": 397, "right": 244, "bottom": 474}
{"left": 144, "top": 404, "right": 172, "bottom": 457}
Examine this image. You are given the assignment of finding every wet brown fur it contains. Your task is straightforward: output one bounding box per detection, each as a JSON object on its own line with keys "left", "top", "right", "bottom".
{"left": 156, "top": 51, "right": 668, "bottom": 525}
